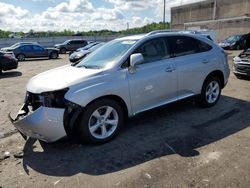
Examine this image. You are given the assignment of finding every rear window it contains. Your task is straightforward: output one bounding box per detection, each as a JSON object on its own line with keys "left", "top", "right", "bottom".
{"left": 169, "top": 36, "right": 212, "bottom": 57}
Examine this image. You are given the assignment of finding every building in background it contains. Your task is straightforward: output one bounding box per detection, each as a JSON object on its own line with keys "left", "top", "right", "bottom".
{"left": 171, "top": 0, "right": 250, "bottom": 41}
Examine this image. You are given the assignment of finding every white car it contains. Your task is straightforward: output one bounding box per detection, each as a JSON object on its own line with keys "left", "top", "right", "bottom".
{"left": 10, "top": 31, "right": 230, "bottom": 144}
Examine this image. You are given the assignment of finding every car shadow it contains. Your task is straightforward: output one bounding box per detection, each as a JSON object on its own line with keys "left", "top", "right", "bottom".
{"left": 22, "top": 95, "right": 250, "bottom": 176}
{"left": 0, "top": 71, "right": 22, "bottom": 79}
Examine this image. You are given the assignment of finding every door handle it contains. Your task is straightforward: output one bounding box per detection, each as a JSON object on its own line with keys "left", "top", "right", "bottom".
{"left": 202, "top": 59, "right": 209, "bottom": 64}
{"left": 165, "top": 67, "right": 176, "bottom": 72}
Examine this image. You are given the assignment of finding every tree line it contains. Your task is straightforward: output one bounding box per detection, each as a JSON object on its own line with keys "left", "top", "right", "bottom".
{"left": 0, "top": 22, "right": 170, "bottom": 38}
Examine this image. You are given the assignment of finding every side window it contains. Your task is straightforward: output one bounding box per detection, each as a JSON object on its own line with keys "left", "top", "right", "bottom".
{"left": 198, "top": 40, "right": 212, "bottom": 52}
{"left": 169, "top": 36, "right": 200, "bottom": 57}
{"left": 135, "top": 38, "right": 170, "bottom": 64}
{"left": 32, "top": 45, "right": 44, "bottom": 51}
{"left": 20, "top": 45, "right": 32, "bottom": 51}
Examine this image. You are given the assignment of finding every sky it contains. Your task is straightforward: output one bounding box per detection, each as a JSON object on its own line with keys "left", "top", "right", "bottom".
{"left": 0, "top": 0, "right": 202, "bottom": 32}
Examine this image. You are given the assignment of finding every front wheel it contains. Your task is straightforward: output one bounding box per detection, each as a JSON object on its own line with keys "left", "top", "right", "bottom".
{"left": 77, "top": 99, "right": 124, "bottom": 144}
{"left": 60, "top": 48, "right": 66, "bottom": 54}
{"left": 198, "top": 76, "right": 221, "bottom": 107}
{"left": 50, "top": 52, "right": 58, "bottom": 59}
{"left": 17, "top": 54, "right": 25, "bottom": 61}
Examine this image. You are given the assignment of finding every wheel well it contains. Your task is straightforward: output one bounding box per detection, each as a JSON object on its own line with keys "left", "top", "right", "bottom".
{"left": 86, "top": 95, "right": 129, "bottom": 118}
{"left": 205, "top": 70, "right": 225, "bottom": 88}
{"left": 17, "top": 53, "right": 25, "bottom": 57}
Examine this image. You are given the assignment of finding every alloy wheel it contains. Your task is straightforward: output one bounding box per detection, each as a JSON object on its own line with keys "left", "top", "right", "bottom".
{"left": 205, "top": 81, "right": 220, "bottom": 104}
{"left": 88, "top": 106, "right": 119, "bottom": 139}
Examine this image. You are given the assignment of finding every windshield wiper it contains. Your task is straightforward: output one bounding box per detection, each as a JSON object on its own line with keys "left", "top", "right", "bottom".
{"left": 76, "top": 64, "right": 101, "bottom": 69}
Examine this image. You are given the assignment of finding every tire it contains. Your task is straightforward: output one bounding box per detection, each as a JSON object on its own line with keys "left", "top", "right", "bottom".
{"left": 60, "top": 48, "right": 66, "bottom": 54}
{"left": 50, "top": 52, "right": 58, "bottom": 59}
{"left": 235, "top": 44, "right": 240, "bottom": 50}
{"left": 198, "top": 76, "right": 221, "bottom": 107}
{"left": 17, "top": 54, "right": 25, "bottom": 61}
{"left": 77, "top": 99, "right": 124, "bottom": 144}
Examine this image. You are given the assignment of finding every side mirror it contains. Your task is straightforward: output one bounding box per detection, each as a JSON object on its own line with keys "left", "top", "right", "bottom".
{"left": 129, "top": 53, "right": 144, "bottom": 73}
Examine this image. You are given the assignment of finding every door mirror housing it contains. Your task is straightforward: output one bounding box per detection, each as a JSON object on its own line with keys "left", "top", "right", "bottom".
{"left": 130, "top": 53, "right": 144, "bottom": 67}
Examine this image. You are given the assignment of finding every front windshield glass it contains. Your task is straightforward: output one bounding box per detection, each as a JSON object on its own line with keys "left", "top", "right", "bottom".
{"left": 89, "top": 42, "right": 105, "bottom": 52}
{"left": 78, "top": 43, "right": 98, "bottom": 51}
{"left": 76, "top": 39, "right": 137, "bottom": 68}
{"left": 10, "top": 43, "right": 19, "bottom": 48}
{"left": 224, "top": 35, "right": 241, "bottom": 43}
{"left": 63, "top": 40, "right": 70, "bottom": 44}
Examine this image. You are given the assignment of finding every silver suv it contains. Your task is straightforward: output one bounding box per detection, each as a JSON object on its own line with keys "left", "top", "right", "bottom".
{"left": 10, "top": 31, "right": 230, "bottom": 144}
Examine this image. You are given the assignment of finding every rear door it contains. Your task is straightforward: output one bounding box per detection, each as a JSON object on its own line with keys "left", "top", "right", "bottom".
{"left": 168, "top": 35, "right": 213, "bottom": 97}
{"left": 31, "top": 45, "right": 48, "bottom": 57}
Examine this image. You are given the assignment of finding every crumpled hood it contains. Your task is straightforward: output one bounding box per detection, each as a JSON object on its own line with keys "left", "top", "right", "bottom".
{"left": 27, "top": 64, "right": 103, "bottom": 93}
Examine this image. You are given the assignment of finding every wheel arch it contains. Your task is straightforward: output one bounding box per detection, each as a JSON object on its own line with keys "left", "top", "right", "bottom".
{"left": 203, "top": 70, "right": 225, "bottom": 89}
{"left": 85, "top": 95, "right": 129, "bottom": 119}
{"left": 64, "top": 94, "right": 129, "bottom": 139}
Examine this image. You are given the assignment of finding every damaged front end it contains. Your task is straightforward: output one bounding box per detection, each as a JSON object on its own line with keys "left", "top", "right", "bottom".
{"left": 9, "top": 88, "right": 80, "bottom": 142}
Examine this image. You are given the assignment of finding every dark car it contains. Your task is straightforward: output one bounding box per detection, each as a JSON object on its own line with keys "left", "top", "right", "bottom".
{"left": 0, "top": 51, "right": 18, "bottom": 74}
{"left": 5, "top": 44, "right": 59, "bottom": 61}
{"left": 68, "top": 42, "right": 100, "bottom": 56}
{"left": 54, "top": 39, "right": 88, "bottom": 54}
{"left": 219, "top": 34, "right": 248, "bottom": 50}
{"left": 233, "top": 48, "right": 250, "bottom": 78}
{"left": 69, "top": 42, "right": 105, "bottom": 63}
{"left": 1, "top": 42, "right": 38, "bottom": 52}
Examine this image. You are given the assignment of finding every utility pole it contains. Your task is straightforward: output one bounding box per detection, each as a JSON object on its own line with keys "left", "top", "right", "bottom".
{"left": 163, "top": 0, "right": 166, "bottom": 29}
{"left": 127, "top": 22, "right": 129, "bottom": 30}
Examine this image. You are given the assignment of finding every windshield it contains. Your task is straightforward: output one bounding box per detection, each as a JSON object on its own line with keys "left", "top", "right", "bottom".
{"left": 63, "top": 40, "right": 70, "bottom": 44}
{"left": 89, "top": 42, "right": 105, "bottom": 52}
{"left": 224, "top": 35, "right": 242, "bottom": 43}
{"left": 77, "top": 42, "right": 98, "bottom": 51}
{"left": 10, "top": 43, "right": 19, "bottom": 48}
{"left": 76, "top": 39, "right": 137, "bottom": 68}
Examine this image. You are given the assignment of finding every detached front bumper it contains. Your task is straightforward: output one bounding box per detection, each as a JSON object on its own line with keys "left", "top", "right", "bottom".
{"left": 9, "top": 105, "right": 67, "bottom": 142}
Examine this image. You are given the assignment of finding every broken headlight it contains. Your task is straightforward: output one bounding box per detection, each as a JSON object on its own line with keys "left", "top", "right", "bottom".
{"left": 26, "top": 88, "right": 69, "bottom": 110}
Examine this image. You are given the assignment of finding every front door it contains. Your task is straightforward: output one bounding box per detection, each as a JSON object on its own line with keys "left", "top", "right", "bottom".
{"left": 127, "top": 38, "right": 178, "bottom": 114}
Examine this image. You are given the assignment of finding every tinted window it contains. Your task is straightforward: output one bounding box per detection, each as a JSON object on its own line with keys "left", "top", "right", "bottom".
{"left": 198, "top": 40, "right": 212, "bottom": 52}
{"left": 135, "top": 38, "right": 170, "bottom": 63}
{"left": 169, "top": 36, "right": 211, "bottom": 57}
{"left": 20, "top": 45, "right": 32, "bottom": 51}
{"left": 32, "top": 45, "right": 44, "bottom": 51}
{"left": 78, "top": 40, "right": 86, "bottom": 44}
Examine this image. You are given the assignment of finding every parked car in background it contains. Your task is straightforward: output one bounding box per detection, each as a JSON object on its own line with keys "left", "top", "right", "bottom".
{"left": 0, "top": 51, "right": 18, "bottom": 74}
{"left": 69, "top": 42, "right": 105, "bottom": 63}
{"left": 219, "top": 34, "right": 248, "bottom": 50}
{"left": 1, "top": 42, "right": 38, "bottom": 52}
{"left": 233, "top": 48, "right": 250, "bottom": 78}
{"left": 68, "top": 42, "right": 100, "bottom": 56}
{"left": 5, "top": 44, "right": 59, "bottom": 61}
{"left": 10, "top": 31, "right": 230, "bottom": 144}
{"left": 54, "top": 39, "right": 88, "bottom": 54}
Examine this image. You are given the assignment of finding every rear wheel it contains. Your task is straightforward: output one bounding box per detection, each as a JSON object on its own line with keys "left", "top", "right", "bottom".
{"left": 17, "top": 54, "right": 25, "bottom": 61}
{"left": 198, "top": 76, "right": 221, "bottom": 107}
{"left": 77, "top": 99, "right": 124, "bottom": 144}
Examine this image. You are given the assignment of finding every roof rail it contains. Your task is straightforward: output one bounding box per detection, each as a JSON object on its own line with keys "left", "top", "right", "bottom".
{"left": 146, "top": 29, "right": 204, "bottom": 36}
{"left": 146, "top": 29, "right": 178, "bottom": 36}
